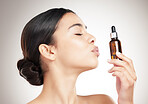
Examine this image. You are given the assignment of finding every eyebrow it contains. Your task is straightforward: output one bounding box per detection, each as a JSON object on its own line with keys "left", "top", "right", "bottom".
{"left": 68, "top": 23, "right": 87, "bottom": 30}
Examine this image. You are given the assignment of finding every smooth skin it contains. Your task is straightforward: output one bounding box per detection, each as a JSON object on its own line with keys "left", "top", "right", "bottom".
{"left": 108, "top": 52, "right": 137, "bottom": 104}
{"left": 28, "top": 13, "right": 136, "bottom": 104}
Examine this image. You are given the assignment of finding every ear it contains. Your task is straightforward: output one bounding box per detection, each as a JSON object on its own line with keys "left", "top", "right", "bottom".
{"left": 39, "top": 44, "right": 56, "bottom": 60}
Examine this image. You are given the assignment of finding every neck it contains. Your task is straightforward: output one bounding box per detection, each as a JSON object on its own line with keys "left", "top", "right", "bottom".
{"left": 39, "top": 67, "right": 79, "bottom": 104}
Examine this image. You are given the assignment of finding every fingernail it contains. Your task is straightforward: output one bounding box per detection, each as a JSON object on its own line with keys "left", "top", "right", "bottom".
{"left": 107, "top": 59, "right": 111, "bottom": 62}
{"left": 116, "top": 52, "right": 121, "bottom": 55}
{"left": 108, "top": 69, "right": 111, "bottom": 72}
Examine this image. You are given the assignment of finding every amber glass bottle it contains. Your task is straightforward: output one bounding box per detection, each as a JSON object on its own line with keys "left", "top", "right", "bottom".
{"left": 109, "top": 26, "right": 122, "bottom": 59}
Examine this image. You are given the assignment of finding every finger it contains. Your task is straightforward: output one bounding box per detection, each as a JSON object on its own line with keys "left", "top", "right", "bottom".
{"left": 107, "top": 59, "right": 129, "bottom": 68}
{"left": 113, "top": 71, "right": 135, "bottom": 88}
{"left": 108, "top": 67, "right": 122, "bottom": 73}
{"left": 107, "top": 59, "right": 136, "bottom": 80}
{"left": 111, "top": 71, "right": 129, "bottom": 87}
{"left": 109, "top": 66, "right": 137, "bottom": 82}
{"left": 108, "top": 66, "right": 137, "bottom": 82}
{"left": 116, "top": 52, "right": 137, "bottom": 81}
{"left": 116, "top": 52, "right": 134, "bottom": 70}
{"left": 111, "top": 71, "right": 135, "bottom": 88}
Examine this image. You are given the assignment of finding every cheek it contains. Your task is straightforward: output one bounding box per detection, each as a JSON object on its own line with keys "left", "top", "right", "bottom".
{"left": 57, "top": 39, "right": 84, "bottom": 62}
{"left": 57, "top": 38, "right": 98, "bottom": 69}
{"left": 63, "top": 38, "right": 85, "bottom": 55}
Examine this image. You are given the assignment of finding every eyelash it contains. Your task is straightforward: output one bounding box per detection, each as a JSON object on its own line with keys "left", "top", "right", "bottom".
{"left": 75, "top": 33, "right": 83, "bottom": 36}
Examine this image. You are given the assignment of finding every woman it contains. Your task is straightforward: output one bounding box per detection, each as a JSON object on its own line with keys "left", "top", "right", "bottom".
{"left": 17, "top": 8, "right": 137, "bottom": 104}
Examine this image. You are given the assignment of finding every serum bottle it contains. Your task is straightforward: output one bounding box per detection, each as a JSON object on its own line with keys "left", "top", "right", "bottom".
{"left": 109, "top": 26, "right": 122, "bottom": 59}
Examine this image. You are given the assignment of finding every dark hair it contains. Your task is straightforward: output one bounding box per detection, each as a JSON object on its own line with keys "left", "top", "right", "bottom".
{"left": 17, "top": 8, "right": 75, "bottom": 86}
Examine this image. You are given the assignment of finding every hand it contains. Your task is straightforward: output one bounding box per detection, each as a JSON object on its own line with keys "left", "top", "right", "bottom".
{"left": 107, "top": 52, "right": 137, "bottom": 104}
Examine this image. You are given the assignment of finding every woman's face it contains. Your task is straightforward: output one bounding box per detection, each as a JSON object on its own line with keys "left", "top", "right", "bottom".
{"left": 53, "top": 13, "right": 99, "bottom": 73}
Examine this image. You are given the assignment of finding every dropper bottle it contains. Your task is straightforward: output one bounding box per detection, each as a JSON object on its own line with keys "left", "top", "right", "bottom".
{"left": 109, "top": 26, "right": 122, "bottom": 59}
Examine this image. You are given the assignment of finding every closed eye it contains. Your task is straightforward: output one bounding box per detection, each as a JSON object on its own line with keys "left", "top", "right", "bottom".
{"left": 75, "top": 33, "right": 83, "bottom": 36}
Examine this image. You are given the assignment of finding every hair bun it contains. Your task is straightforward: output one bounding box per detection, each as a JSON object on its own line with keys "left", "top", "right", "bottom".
{"left": 17, "top": 59, "right": 43, "bottom": 86}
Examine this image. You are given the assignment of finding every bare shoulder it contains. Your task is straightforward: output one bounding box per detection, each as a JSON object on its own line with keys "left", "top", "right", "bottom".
{"left": 78, "top": 94, "right": 115, "bottom": 104}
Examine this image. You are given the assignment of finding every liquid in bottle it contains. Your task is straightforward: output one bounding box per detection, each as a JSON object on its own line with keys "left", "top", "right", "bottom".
{"left": 109, "top": 26, "right": 122, "bottom": 59}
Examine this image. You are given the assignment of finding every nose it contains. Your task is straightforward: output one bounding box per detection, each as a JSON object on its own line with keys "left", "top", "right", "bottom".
{"left": 88, "top": 34, "right": 96, "bottom": 44}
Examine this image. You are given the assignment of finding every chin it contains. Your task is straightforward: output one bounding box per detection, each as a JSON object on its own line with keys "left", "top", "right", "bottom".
{"left": 81, "top": 60, "right": 99, "bottom": 72}
{"left": 89, "top": 61, "right": 98, "bottom": 70}
{"left": 90, "top": 57, "right": 99, "bottom": 68}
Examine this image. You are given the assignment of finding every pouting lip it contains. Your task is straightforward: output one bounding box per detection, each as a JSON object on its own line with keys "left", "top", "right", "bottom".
{"left": 91, "top": 46, "right": 99, "bottom": 52}
{"left": 91, "top": 46, "right": 99, "bottom": 57}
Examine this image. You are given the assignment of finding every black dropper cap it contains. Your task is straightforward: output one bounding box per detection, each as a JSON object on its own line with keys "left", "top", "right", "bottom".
{"left": 111, "top": 26, "right": 116, "bottom": 33}
{"left": 110, "top": 26, "right": 118, "bottom": 38}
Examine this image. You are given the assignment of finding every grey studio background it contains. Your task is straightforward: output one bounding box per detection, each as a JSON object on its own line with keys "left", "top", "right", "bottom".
{"left": 0, "top": 0, "right": 148, "bottom": 104}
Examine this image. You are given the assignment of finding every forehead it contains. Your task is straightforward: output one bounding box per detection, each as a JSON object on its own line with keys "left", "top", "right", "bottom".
{"left": 57, "top": 13, "right": 84, "bottom": 30}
